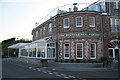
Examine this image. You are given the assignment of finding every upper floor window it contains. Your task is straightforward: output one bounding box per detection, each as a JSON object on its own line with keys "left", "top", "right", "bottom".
{"left": 36, "top": 31, "right": 38, "bottom": 38}
{"left": 63, "top": 18, "right": 69, "bottom": 28}
{"left": 40, "top": 28, "right": 42, "bottom": 35}
{"left": 114, "top": 1, "right": 120, "bottom": 9}
{"left": 49, "top": 23, "right": 52, "bottom": 32}
{"left": 90, "top": 43, "right": 96, "bottom": 59}
{"left": 110, "top": 18, "right": 120, "bottom": 32}
{"left": 43, "top": 27, "right": 45, "bottom": 34}
{"left": 76, "top": 16, "right": 83, "bottom": 27}
{"left": 89, "top": 16, "right": 95, "bottom": 27}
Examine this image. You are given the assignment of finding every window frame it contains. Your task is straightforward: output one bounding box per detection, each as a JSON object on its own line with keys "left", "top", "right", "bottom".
{"left": 36, "top": 31, "right": 38, "bottom": 38}
{"left": 113, "top": 1, "right": 119, "bottom": 9}
{"left": 64, "top": 43, "right": 70, "bottom": 59}
{"left": 89, "top": 16, "right": 95, "bottom": 27}
{"left": 90, "top": 43, "right": 96, "bottom": 59}
{"left": 76, "top": 43, "right": 83, "bottom": 59}
{"left": 76, "top": 16, "right": 83, "bottom": 27}
{"left": 49, "top": 23, "right": 52, "bottom": 32}
{"left": 110, "top": 18, "right": 120, "bottom": 32}
{"left": 63, "top": 18, "right": 70, "bottom": 28}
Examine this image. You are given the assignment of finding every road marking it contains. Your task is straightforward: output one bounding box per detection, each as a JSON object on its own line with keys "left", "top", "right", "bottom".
{"left": 28, "top": 67, "right": 32, "bottom": 69}
{"left": 36, "top": 68, "right": 41, "bottom": 71}
{"left": 60, "top": 74, "right": 66, "bottom": 76}
{"left": 42, "top": 71, "right": 47, "bottom": 73}
{"left": 64, "top": 76, "right": 70, "bottom": 79}
{"left": 49, "top": 72, "right": 53, "bottom": 75}
{"left": 33, "top": 68, "right": 36, "bottom": 70}
{"left": 55, "top": 75, "right": 61, "bottom": 77}
{"left": 68, "top": 75, "right": 76, "bottom": 78}
{"left": 52, "top": 68, "right": 56, "bottom": 70}
{"left": 47, "top": 71, "right": 51, "bottom": 73}
{"left": 53, "top": 72, "right": 58, "bottom": 74}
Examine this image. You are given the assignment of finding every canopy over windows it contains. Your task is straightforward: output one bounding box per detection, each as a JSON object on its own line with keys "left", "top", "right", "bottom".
{"left": 8, "top": 43, "right": 28, "bottom": 49}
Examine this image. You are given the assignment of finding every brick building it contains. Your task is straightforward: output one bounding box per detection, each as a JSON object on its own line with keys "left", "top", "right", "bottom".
{"left": 10, "top": 0, "right": 120, "bottom": 61}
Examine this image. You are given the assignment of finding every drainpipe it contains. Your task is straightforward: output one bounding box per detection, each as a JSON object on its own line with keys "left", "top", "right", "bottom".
{"left": 100, "top": 13, "right": 105, "bottom": 58}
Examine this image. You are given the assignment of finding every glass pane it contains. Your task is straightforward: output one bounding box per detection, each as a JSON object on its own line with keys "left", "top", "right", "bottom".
{"left": 37, "top": 48, "right": 45, "bottom": 58}
{"left": 109, "top": 49, "right": 113, "bottom": 58}
{"left": 115, "top": 49, "right": 119, "bottom": 60}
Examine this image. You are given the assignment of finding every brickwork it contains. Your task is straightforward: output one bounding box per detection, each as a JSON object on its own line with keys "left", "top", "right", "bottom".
{"left": 31, "top": 1, "right": 120, "bottom": 60}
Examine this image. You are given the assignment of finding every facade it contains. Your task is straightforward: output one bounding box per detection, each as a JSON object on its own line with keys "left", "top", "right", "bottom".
{"left": 16, "top": 0, "right": 120, "bottom": 61}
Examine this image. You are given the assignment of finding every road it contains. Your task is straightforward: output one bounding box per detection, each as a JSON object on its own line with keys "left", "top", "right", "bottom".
{"left": 2, "top": 59, "right": 119, "bottom": 80}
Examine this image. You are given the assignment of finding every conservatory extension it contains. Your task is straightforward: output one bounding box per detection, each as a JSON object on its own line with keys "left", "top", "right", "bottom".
{"left": 8, "top": 37, "right": 56, "bottom": 59}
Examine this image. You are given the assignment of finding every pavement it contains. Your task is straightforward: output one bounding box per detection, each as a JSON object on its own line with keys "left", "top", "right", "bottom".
{"left": 2, "top": 58, "right": 119, "bottom": 71}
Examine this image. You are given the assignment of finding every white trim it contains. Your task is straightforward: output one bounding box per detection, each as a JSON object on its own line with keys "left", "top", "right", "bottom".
{"left": 76, "top": 16, "right": 83, "bottom": 27}
{"left": 63, "top": 18, "right": 69, "bottom": 28}
{"left": 90, "top": 43, "right": 96, "bottom": 59}
{"left": 76, "top": 43, "right": 83, "bottom": 59}
{"left": 64, "top": 43, "right": 70, "bottom": 59}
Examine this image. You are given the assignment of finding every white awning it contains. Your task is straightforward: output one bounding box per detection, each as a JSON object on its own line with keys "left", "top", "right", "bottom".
{"left": 8, "top": 43, "right": 28, "bottom": 49}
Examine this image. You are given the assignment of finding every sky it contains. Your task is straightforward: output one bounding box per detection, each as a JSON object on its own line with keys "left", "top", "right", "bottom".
{"left": 0, "top": 0, "right": 98, "bottom": 42}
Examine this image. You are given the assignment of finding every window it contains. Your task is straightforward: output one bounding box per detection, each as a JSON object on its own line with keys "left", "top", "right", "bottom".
{"left": 36, "top": 31, "right": 38, "bottom": 38}
{"left": 47, "top": 48, "right": 55, "bottom": 58}
{"left": 49, "top": 23, "right": 52, "bottom": 32}
{"left": 90, "top": 43, "right": 96, "bottom": 59}
{"left": 114, "top": 1, "right": 120, "bottom": 9}
{"left": 64, "top": 44, "right": 70, "bottom": 59}
{"left": 40, "top": 28, "right": 42, "bottom": 35}
{"left": 76, "top": 16, "right": 83, "bottom": 27}
{"left": 89, "top": 17, "right": 95, "bottom": 27}
{"left": 110, "top": 19, "right": 120, "bottom": 32}
{"left": 63, "top": 18, "right": 69, "bottom": 28}
{"left": 43, "top": 27, "right": 45, "bottom": 34}
{"left": 76, "top": 43, "right": 83, "bottom": 59}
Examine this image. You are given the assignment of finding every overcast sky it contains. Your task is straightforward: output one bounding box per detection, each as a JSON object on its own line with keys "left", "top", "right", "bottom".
{"left": 0, "top": 0, "right": 98, "bottom": 42}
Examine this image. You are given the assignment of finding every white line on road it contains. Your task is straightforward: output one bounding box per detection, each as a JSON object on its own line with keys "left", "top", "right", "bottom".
{"left": 55, "top": 75, "right": 61, "bottom": 77}
{"left": 28, "top": 67, "right": 32, "bottom": 69}
{"left": 64, "top": 76, "right": 70, "bottom": 79}
{"left": 42, "top": 71, "right": 47, "bottom": 73}
{"left": 68, "top": 75, "right": 76, "bottom": 78}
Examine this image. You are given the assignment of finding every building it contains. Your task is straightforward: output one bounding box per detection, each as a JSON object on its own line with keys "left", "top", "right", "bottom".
{"left": 9, "top": 0, "right": 120, "bottom": 61}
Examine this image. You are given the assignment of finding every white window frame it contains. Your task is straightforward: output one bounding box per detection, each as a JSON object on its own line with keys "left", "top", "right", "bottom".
{"left": 90, "top": 43, "right": 96, "bottom": 59}
{"left": 76, "top": 16, "right": 83, "bottom": 27}
{"left": 114, "top": 1, "right": 119, "bottom": 9}
{"left": 76, "top": 43, "right": 83, "bottom": 59}
{"left": 63, "top": 18, "right": 69, "bottom": 28}
{"left": 49, "top": 23, "right": 52, "bottom": 32}
{"left": 89, "top": 16, "right": 95, "bottom": 27}
{"left": 64, "top": 43, "right": 70, "bottom": 59}
{"left": 110, "top": 18, "right": 120, "bottom": 32}
{"left": 36, "top": 31, "right": 38, "bottom": 38}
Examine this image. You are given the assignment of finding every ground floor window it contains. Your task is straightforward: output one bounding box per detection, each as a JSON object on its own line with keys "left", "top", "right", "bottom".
{"left": 37, "top": 48, "right": 45, "bottom": 58}
{"left": 90, "top": 43, "right": 96, "bottom": 59}
{"left": 47, "top": 48, "right": 55, "bottom": 58}
{"left": 64, "top": 43, "right": 70, "bottom": 59}
{"left": 29, "top": 48, "right": 36, "bottom": 57}
{"left": 76, "top": 43, "right": 83, "bottom": 59}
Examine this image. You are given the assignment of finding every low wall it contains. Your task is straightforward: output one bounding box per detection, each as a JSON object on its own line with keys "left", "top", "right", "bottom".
{"left": 8, "top": 58, "right": 103, "bottom": 68}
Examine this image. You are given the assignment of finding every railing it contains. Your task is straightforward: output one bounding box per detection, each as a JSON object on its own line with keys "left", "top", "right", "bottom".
{"left": 33, "top": 3, "right": 92, "bottom": 29}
